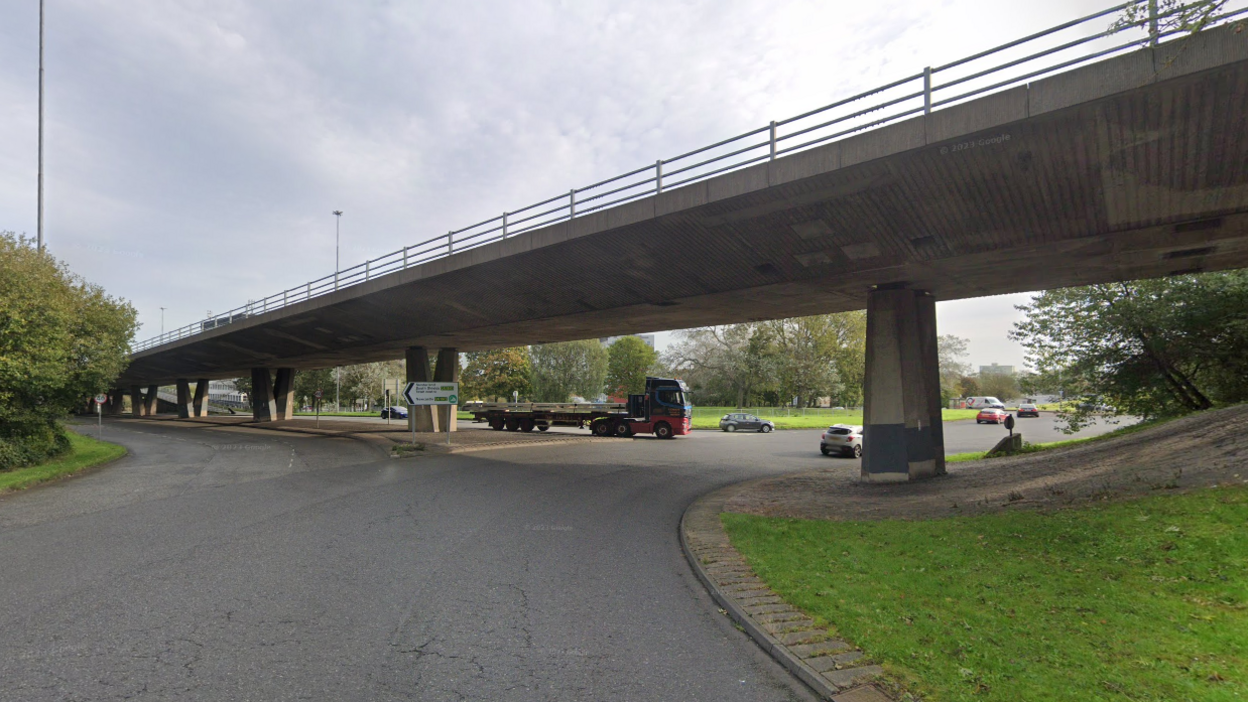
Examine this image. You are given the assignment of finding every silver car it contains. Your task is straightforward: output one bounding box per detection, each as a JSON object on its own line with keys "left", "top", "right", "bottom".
{"left": 719, "top": 413, "right": 775, "bottom": 433}
{"left": 820, "top": 424, "right": 863, "bottom": 458}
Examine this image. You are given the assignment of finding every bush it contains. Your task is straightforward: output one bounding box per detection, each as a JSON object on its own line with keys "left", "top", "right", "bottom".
{"left": 0, "top": 418, "right": 70, "bottom": 471}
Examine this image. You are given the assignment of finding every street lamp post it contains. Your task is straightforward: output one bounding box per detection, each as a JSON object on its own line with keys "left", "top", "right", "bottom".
{"left": 332, "top": 210, "right": 343, "bottom": 410}
{"left": 37, "top": 0, "right": 45, "bottom": 251}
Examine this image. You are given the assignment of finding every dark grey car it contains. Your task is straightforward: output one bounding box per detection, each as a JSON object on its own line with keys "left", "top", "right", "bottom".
{"left": 719, "top": 413, "right": 774, "bottom": 433}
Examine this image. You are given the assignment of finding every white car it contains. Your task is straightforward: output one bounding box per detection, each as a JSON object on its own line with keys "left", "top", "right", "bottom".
{"left": 820, "top": 424, "right": 863, "bottom": 458}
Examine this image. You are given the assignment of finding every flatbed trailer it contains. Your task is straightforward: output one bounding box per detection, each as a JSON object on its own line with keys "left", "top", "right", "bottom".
{"left": 465, "top": 377, "right": 692, "bottom": 439}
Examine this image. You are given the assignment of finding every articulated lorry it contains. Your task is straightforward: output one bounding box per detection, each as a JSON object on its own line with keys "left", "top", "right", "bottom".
{"left": 465, "top": 377, "right": 692, "bottom": 438}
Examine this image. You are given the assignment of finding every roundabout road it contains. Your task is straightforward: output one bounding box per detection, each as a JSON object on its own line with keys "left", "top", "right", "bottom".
{"left": 0, "top": 413, "right": 1128, "bottom": 701}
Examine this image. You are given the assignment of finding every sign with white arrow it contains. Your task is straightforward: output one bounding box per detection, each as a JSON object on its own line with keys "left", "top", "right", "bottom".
{"left": 402, "top": 382, "right": 459, "bottom": 406}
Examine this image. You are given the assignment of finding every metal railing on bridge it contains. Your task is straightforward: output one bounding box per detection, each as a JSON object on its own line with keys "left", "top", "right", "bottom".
{"left": 134, "top": 0, "right": 1248, "bottom": 354}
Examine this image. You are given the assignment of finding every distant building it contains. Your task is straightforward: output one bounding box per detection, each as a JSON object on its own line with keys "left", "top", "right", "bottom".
{"left": 979, "top": 363, "right": 1016, "bottom": 376}
{"left": 210, "top": 379, "right": 247, "bottom": 404}
{"left": 600, "top": 334, "right": 655, "bottom": 348}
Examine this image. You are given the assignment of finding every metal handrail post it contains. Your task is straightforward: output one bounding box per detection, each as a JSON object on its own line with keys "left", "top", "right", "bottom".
{"left": 569, "top": 189, "right": 576, "bottom": 218}
{"left": 366, "top": 260, "right": 370, "bottom": 280}
{"left": 403, "top": 245, "right": 409, "bottom": 268}
{"left": 502, "top": 212, "right": 508, "bottom": 239}
{"left": 447, "top": 231, "right": 454, "bottom": 254}
{"left": 923, "top": 67, "right": 932, "bottom": 114}
{"left": 656, "top": 160, "right": 663, "bottom": 193}
{"left": 769, "top": 121, "right": 777, "bottom": 160}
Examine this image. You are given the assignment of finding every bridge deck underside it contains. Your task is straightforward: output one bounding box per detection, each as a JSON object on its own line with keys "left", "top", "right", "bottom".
{"left": 121, "top": 38, "right": 1248, "bottom": 385}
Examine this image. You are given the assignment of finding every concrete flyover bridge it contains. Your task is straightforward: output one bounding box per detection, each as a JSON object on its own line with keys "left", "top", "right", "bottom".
{"left": 117, "top": 4, "right": 1248, "bottom": 481}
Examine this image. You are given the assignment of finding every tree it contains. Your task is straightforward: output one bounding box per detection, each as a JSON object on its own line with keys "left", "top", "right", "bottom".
{"left": 762, "top": 315, "right": 845, "bottom": 407}
{"left": 937, "top": 335, "right": 971, "bottom": 405}
{"left": 0, "top": 233, "right": 137, "bottom": 469}
{"left": 293, "top": 368, "right": 335, "bottom": 408}
{"left": 340, "top": 361, "right": 402, "bottom": 409}
{"left": 664, "top": 324, "right": 776, "bottom": 407}
{"left": 605, "top": 336, "right": 658, "bottom": 398}
{"left": 1009, "top": 272, "right": 1248, "bottom": 428}
{"left": 461, "top": 347, "right": 532, "bottom": 401}
{"left": 978, "top": 372, "right": 1020, "bottom": 401}
{"left": 528, "top": 340, "right": 608, "bottom": 402}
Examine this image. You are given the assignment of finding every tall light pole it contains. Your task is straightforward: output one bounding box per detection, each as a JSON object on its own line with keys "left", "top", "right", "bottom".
{"left": 332, "top": 210, "right": 342, "bottom": 410}
{"left": 37, "top": 0, "right": 45, "bottom": 251}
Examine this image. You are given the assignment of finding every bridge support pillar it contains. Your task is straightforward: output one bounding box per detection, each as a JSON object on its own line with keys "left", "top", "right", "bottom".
{"left": 861, "top": 287, "right": 945, "bottom": 482}
{"left": 274, "top": 368, "right": 295, "bottom": 421}
{"left": 435, "top": 347, "right": 459, "bottom": 433}
{"left": 105, "top": 391, "right": 126, "bottom": 416}
{"left": 192, "top": 379, "right": 209, "bottom": 417}
{"left": 130, "top": 385, "right": 145, "bottom": 417}
{"left": 251, "top": 368, "right": 277, "bottom": 422}
{"left": 405, "top": 347, "right": 438, "bottom": 433}
{"left": 176, "top": 379, "right": 194, "bottom": 418}
{"left": 144, "top": 385, "right": 159, "bottom": 416}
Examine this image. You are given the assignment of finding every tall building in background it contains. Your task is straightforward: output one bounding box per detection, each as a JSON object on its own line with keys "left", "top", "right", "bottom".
{"left": 979, "top": 363, "right": 1016, "bottom": 376}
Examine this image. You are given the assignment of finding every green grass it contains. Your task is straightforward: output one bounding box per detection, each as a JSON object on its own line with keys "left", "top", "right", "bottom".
{"left": 690, "top": 407, "right": 980, "bottom": 430}
{"left": 722, "top": 487, "right": 1248, "bottom": 701}
{"left": 0, "top": 430, "right": 127, "bottom": 492}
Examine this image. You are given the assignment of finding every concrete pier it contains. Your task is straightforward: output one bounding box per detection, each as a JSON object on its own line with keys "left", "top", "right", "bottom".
{"left": 144, "top": 385, "right": 159, "bottom": 416}
{"left": 251, "top": 368, "right": 276, "bottom": 422}
{"left": 405, "top": 347, "right": 438, "bottom": 433}
{"left": 861, "top": 287, "right": 945, "bottom": 482}
{"left": 274, "top": 368, "right": 295, "bottom": 421}
{"left": 435, "top": 347, "right": 459, "bottom": 433}
{"left": 130, "top": 385, "right": 145, "bottom": 417}
{"left": 192, "top": 379, "right": 209, "bottom": 417}
{"left": 176, "top": 379, "right": 194, "bottom": 419}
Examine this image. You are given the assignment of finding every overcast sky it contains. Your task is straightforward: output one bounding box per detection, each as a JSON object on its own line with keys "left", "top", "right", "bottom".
{"left": 2, "top": 0, "right": 1138, "bottom": 371}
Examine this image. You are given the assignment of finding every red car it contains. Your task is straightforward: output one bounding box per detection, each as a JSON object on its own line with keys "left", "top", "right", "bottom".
{"left": 976, "top": 408, "right": 1008, "bottom": 424}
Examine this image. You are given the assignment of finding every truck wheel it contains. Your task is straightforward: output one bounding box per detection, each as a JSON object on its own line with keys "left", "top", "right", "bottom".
{"left": 592, "top": 420, "right": 612, "bottom": 437}
{"left": 505, "top": 418, "right": 519, "bottom": 431}
{"left": 520, "top": 419, "right": 535, "bottom": 432}
{"left": 654, "top": 422, "right": 673, "bottom": 439}
{"left": 612, "top": 420, "right": 632, "bottom": 437}
{"left": 538, "top": 424, "right": 550, "bottom": 432}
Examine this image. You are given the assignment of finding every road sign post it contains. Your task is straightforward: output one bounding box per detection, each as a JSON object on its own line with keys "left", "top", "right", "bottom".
{"left": 402, "top": 382, "right": 459, "bottom": 445}
{"left": 94, "top": 393, "right": 107, "bottom": 438}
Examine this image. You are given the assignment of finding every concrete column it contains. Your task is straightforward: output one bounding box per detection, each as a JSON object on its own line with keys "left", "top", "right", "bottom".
{"left": 105, "top": 390, "right": 126, "bottom": 416}
{"left": 434, "top": 347, "right": 459, "bottom": 432}
{"left": 130, "top": 385, "right": 145, "bottom": 417}
{"left": 405, "top": 346, "right": 437, "bottom": 433}
{"left": 144, "top": 385, "right": 159, "bottom": 416}
{"left": 176, "top": 379, "right": 193, "bottom": 419}
{"left": 861, "top": 287, "right": 945, "bottom": 482}
{"left": 251, "top": 368, "right": 276, "bottom": 422}
{"left": 192, "top": 379, "right": 209, "bottom": 417}
{"left": 274, "top": 368, "right": 295, "bottom": 421}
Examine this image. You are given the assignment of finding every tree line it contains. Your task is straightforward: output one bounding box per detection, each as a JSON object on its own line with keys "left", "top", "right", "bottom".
{"left": 0, "top": 233, "right": 137, "bottom": 470}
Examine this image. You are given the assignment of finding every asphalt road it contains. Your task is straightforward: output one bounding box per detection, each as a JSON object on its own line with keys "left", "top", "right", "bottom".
{"left": 0, "top": 415, "right": 1127, "bottom": 701}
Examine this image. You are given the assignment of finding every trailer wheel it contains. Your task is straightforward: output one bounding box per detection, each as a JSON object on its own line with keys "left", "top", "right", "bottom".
{"left": 520, "top": 418, "right": 535, "bottom": 432}
{"left": 592, "top": 419, "right": 612, "bottom": 437}
{"left": 489, "top": 418, "right": 504, "bottom": 431}
{"left": 654, "top": 422, "right": 673, "bottom": 439}
{"left": 612, "top": 420, "right": 633, "bottom": 437}
{"left": 538, "top": 424, "right": 550, "bottom": 432}
{"left": 505, "top": 418, "right": 519, "bottom": 431}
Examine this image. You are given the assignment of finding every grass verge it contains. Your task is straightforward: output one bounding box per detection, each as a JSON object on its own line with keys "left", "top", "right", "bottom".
{"left": 722, "top": 487, "right": 1248, "bottom": 702}
{"left": 0, "top": 429, "right": 127, "bottom": 493}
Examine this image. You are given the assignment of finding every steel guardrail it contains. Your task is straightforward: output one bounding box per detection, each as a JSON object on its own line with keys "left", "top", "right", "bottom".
{"left": 133, "top": 1, "right": 1247, "bottom": 353}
